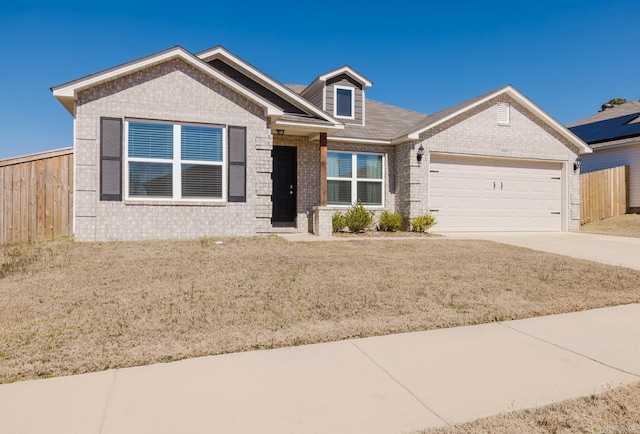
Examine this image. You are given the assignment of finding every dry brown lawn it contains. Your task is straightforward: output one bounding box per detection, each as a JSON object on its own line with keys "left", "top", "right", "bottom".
{"left": 1, "top": 236, "right": 639, "bottom": 384}
{"left": 419, "top": 382, "right": 640, "bottom": 434}
{"left": 581, "top": 213, "right": 640, "bottom": 238}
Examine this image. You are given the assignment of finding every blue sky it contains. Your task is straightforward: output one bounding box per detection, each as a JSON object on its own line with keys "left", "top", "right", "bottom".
{"left": 1, "top": 0, "right": 638, "bottom": 159}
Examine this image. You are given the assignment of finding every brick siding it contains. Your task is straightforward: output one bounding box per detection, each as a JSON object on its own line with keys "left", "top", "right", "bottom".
{"left": 74, "top": 59, "right": 272, "bottom": 241}
{"left": 408, "top": 95, "right": 582, "bottom": 231}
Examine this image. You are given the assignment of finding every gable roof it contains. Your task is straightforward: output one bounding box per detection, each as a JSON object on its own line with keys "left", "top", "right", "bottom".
{"left": 196, "top": 46, "right": 343, "bottom": 131}
{"left": 315, "top": 66, "right": 372, "bottom": 89}
{"left": 393, "top": 85, "right": 592, "bottom": 154}
{"left": 299, "top": 65, "right": 373, "bottom": 103}
{"left": 51, "top": 46, "right": 284, "bottom": 118}
{"left": 568, "top": 101, "right": 640, "bottom": 148}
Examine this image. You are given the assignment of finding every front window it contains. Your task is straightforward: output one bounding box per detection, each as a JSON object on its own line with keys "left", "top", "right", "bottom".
{"left": 335, "top": 86, "right": 354, "bottom": 118}
{"left": 126, "top": 120, "right": 224, "bottom": 201}
{"left": 327, "top": 152, "right": 383, "bottom": 206}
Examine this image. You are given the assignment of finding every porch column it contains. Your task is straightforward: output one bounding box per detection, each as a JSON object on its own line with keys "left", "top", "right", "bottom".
{"left": 319, "top": 132, "right": 327, "bottom": 206}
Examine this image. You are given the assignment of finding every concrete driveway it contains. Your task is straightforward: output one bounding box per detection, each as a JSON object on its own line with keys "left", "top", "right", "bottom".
{"left": 443, "top": 232, "right": 640, "bottom": 270}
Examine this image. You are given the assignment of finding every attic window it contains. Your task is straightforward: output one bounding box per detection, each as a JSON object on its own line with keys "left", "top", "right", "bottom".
{"left": 497, "top": 102, "right": 510, "bottom": 125}
{"left": 335, "top": 86, "right": 354, "bottom": 119}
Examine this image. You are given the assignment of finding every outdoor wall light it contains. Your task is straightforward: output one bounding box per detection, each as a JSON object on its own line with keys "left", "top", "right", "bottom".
{"left": 573, "top": 157, "right": 581, "bottom": 172}
{"left": 416, "top": 144, "right": 425, "bottom": 162}
{"left": 276, "top": 129, "right": 285, "bottom": 136}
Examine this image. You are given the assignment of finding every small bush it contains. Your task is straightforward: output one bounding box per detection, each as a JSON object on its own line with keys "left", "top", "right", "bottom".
{"left": 411, "top": 213, "right": 436, "bottom": 232}
{"left": 344, "top": 201, "right": 374, "bottom": 233}
{"left": 332, "top": 212, "right": 346, "bottom": 232}
{"left": 378, "top": 211, "right": 403, "bottom": 232}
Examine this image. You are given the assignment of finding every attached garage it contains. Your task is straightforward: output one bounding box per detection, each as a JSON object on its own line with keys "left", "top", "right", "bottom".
{"left": 400, "top": 86, "right": 592, "bottom": 233}
{"left": 429, "top": 154, "right": 564, "bottom": 232}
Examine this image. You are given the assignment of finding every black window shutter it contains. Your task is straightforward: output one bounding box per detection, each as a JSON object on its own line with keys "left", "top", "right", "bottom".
{"left": 228, "top": 126, "right": 246, "bottom": 202}
{"left": 100, "top": 117, "right": 123, "bottom": 201}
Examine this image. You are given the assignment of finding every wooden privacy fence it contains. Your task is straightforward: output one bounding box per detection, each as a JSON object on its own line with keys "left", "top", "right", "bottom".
{"left": 580, "top": 165, "right": 629, "bottom": 225}
{"left": 0, "top": 148, "right": 73, "bottom": 244}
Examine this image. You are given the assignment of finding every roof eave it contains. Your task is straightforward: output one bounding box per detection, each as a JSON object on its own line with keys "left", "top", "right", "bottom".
{"left": 317, "top": 66, "right": 373, "bottom": 89}
{"left": 328, "top": 136, "right": 391, "bottom": 145}
{"left": 504, "top": 86, "right": 592, "bottom": 154}
{"left": 52, "top": 47, "right": 284, "bottom": 118}
{"left": 196, "top": 46, "right": 343, "bottom": 127}
{"left": 396, "top": 85, "right": 592, "bottom": 154}
{"left": 589, "top": 137, "right": 640, "bottom": 151}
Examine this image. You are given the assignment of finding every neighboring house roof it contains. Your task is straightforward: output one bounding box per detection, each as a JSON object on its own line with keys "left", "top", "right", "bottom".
{"left": 568, "top": 101, "right": 640, "bottom": 148}
{"left": 393, "top": 85, "right": 592, "bottom": 154}
{"left": 567, "top": 101, "right": 640, "bottom": 127}
{"left": 586, "top": 135, "right": 640, "bottom": 151}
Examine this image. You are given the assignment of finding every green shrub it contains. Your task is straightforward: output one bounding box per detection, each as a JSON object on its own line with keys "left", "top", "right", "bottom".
{"left": 344, "top": 201, "right": 374, "bottom": 233}
{"left": 332, "top": 212, "right": 346, "bottom": 232}
{"left": 378, "top": 211, "right": 403, "bottom": 232}
{"left": 411, "top": 213, "right": 436, "bottom": 232}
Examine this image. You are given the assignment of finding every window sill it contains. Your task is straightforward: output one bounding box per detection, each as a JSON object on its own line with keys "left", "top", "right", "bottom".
{"left": 326, "top": 204, "right": 384, "bottom": 209}
{"left": 124, "top": 200, "right": 227, "bottom": 207}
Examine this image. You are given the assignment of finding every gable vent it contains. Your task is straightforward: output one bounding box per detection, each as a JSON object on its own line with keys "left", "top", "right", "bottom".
{"left": 497, "top": 102, "right": 510, "bottom": 125}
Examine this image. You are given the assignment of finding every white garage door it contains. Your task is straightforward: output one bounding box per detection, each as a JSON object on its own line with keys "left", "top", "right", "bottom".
{"left": 429, "top": 155, "right": 563, "bottom": 232}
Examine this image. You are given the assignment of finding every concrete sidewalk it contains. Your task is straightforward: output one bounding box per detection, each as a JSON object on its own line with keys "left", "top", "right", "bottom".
{"left": 1, "top": 304, "right": 639, "bottom": 434}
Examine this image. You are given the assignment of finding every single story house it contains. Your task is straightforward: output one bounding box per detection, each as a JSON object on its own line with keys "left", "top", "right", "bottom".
{"left": 51, "top": 45, "right": 591, "bottom": 241}
{"left": 568, "top": 101, "right": 640, "bottom": 211}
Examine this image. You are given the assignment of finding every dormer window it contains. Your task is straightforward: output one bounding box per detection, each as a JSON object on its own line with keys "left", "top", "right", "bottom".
{"left": 335, "top": 86, "right": 354, "bottom": 119}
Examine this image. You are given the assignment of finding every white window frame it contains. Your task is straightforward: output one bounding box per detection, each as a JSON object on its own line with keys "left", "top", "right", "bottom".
{"left": 124, "top": 119, "right": 227, "bottom": 202}
{"left": 334, "top": 85, "right": 355, "bottom": 119}
{"left": 327, "top": 150, "right": 384, "bottom": 208}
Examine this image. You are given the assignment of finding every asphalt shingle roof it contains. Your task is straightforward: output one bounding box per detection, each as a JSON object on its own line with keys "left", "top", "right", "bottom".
{"left": 568, "top": 101, "right": 640, "bottom": 145}
{"left": 567, "top": 101, "right": 640, "bottom": 127}
{"left": 285, "top": 84, "right": 429, "bottom": 141}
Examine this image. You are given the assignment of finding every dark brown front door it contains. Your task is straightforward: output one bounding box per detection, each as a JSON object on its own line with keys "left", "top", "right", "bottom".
{"left": 272, "top": 146, "right": 297, "bottom": 223}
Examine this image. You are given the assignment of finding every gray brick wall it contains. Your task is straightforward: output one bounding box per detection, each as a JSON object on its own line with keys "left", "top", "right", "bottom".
{"left": 74, "top": 58, "right": 273, "bottom": 241}
{"left": 271, "top": 137, "right": 397, "bottom": 233}
{"left": 408, "top": 95, "right": 582, "bottom": 231}
{"left": 72, "top": 60, "right": 581, "bottom": 240}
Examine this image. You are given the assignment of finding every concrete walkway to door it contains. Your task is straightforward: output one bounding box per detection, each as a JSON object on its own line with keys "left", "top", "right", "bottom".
{"left": 443, "top": 232, "right": 640, "bottom": 271}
